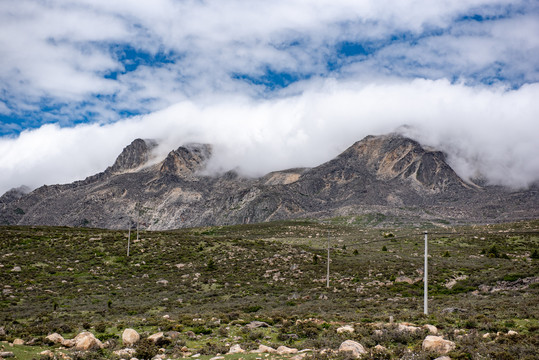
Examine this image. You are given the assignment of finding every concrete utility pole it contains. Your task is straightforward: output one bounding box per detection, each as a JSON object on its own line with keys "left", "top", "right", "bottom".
{"left": 136, "top": 202, "right": 140, "bottom": 242}
{"left": 127, "top": 225, "right": 131, "bottom": 257}
{"left": 327, "top": 229, "right": 330, "bottom": 288}
{"left": 424, "top": 231, "right": 428, "bottom": 315}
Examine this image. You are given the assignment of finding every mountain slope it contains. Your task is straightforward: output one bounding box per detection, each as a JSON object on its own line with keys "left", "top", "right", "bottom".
{"left": 1, "top": 134, "right": 537, "bottom": 229}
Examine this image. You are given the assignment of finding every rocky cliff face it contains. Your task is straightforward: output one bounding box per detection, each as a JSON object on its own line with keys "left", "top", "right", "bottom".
{"left": 108, "top": 139, "right": 157, "bottom": 174}
{"left": 1, "top": 134, "right": 537, "bottom": 229}
{"left": 160, "top": 144, "right": 212, "bottom": 176}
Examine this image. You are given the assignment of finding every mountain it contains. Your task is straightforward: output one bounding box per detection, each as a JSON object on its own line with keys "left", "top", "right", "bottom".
{"left": 1, "top": 134, "right": 537, "bottom": 229}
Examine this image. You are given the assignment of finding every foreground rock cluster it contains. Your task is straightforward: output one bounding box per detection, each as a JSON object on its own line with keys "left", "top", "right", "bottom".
{"left": 0, "top": 320, "right": 496, "bottom": 360}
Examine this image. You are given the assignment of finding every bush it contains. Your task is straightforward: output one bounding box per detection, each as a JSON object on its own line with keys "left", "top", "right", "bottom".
{"left": 135, "top": 339, "right": 158, "bottom": 360}
{"left": 192, "top": 326, "right": 212, "bottom": 335}
{"left": 94, "top": 322, "right": 107, "bottom": 333}
{"left": 199, "top": 342, "right": 229, "bottom": 355}
{"left": 206, "top": 258, "right": 217, "bottom": 271}
{"left": 243, "top": 305, "right": 262, "bottom": 313}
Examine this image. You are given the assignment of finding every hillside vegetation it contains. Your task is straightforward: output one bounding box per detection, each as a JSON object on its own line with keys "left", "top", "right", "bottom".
{"left": 1, "top": 217, "right": 538, "bottom": 359}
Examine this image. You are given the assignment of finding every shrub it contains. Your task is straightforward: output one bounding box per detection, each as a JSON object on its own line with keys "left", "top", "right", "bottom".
{"left": 199, "top": 342, "right": 229, "bottom": 355}
{"left": 243, "top": 305, "right": 262, "bottom": 313}
{"left": 206, "top": 258, "right": 217, "bottom": 272}
{"left": 218, "top": 326, "right": 228, "bottom": 337}
{"left": 135, "top": 339, "right": 158, "bottom": 360}
{"left": 192, "top": 326, "right": 212, "bottom": 335}
{"left": 95, "top": 322, "right": 107, "bottom": 333}
{"left": 502, "top": 274, "right": 526, "bottom": 282}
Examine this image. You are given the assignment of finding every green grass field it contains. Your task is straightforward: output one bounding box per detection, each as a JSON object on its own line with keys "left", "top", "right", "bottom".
{"left": 1, "top": 217, "right": 538, "bottom": 359}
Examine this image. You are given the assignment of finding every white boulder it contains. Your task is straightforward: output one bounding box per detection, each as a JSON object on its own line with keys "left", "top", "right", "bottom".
{"left": 122, "top": 329, "right": 140, "bottom": 347}
{"left": 338, "top": 340, "right": 366, "bottom": 358}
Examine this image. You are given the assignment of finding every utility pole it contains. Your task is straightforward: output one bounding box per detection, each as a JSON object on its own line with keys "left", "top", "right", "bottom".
{"left": 326, "top": 229, "right": 330, "bottom": 288}
{"left": 136, "top": 202, "right": 140, "bottom": 243}
{"left": 424, "top": 231, "right": 428, "bottom": 315}
{"left": 127, "top": 225, "right": 131, "bottom": 257}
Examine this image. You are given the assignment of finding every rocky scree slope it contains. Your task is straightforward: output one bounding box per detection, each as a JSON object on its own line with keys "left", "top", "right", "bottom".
{"left": 0, "top": 134, "right": 537, "bottom": 229}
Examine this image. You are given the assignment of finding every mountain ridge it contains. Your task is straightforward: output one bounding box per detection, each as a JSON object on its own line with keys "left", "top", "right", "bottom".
{"left": 1, "top": 134, "right": 537, "bottom": 229}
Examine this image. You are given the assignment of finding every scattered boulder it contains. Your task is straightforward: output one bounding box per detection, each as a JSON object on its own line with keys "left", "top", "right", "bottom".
{"left": 113, "top": 348, "right": 137, "bottom": 359}
{"left": 254, "top": 345, "right": 276, "bottom": 353}
{"left": 424, "top": 324, "right": 438, "bottom": 335}
{"left": 122, "top": 329, "right": 140, "bottom": 347}
{"left": 73, "top": 332, "right": 104, "bottom": 351}
{"left": 165, "top": 331, "right": 181, "bottom": 340}
{"left": 371, "top": 345, "right": 389, "bottom": 357}
{"left": 185, "top": 331, "right": 196, "bottom": 339}
{"left": 0, "top": 326, "right": 6, "bottom": 336}
{"left": 11, "top": 266, "right": 21, "bottom": 272}
{"left": 246, "top": 321, "right": 270, "bottom": 329}
{"left": 0, "top": 352, "right": 15, "bottom": 358}
{"left": 434, "top": 357, "right": 451, "bottom": 360}
{"left": 156, "top": 279, "right": 168, "bottom": 285}
{"left": 45, "top": 333, "right": 64, "bottom": 345}
{"left": 228, "top": 344, "right": 245, "bottom": 354}
{"left": 25, "top": 337, "right": 39, "bottom": 346}
{"left": 276, "top": 346, "right": 298, "bottom": 355}
{"left": 507, "top": 330, "right": 518, "bottom": 336}
{"left": 422, "top": 336, "right": 455, "bottom": 355}
{"left": 61, "top": 339, "right": 76, "bottom": 347}
{"left": 147, "top": 332, "right": 164, "bottom": 344}
{"left": 395, "top": 276, "right": 414, "bottom": 284}
{"left": 441, "top": 307, "right": 467, "bottom": 314}
{"left": 398, "top": 324, "right": 421, "bottom": 333}
{"left": 40, "top": 350, "right": 55, "bottom": 358}
{"left": 336, "top": 325, "right": 355, "bottom": 334}
{"left": 291, "top": 354, "right": 307, "bottom": 360}
{"left": 338, "top": 340, "right": 366, "bottom": 358}
{"left": 12, "top": 338, "right": 24, "bottom": 345}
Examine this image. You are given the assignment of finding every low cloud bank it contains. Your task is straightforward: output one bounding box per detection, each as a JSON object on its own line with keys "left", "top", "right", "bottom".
{"left": 1, "top": 78, "right": 538, "bottom": 195}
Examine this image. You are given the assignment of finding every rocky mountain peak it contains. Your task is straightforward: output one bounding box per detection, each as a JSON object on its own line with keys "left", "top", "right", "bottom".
{"left": 0, "top": 185, "right": 31, "bottom": 205}
{"left": 2, "top": 133, "right": 535, "bottom": 229}
{"left": 159, "top": 143, "right": 212, "bottom": 176}
{"left": 108, "top": 138, "right": 157, "bottom": 174}
{"left": 339, "top": 134, "right": 471, "bottom": 192}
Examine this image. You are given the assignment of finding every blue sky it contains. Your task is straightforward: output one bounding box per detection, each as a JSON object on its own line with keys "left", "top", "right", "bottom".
{"left": 0, "top": 0, "right": 538, "bottom": 193}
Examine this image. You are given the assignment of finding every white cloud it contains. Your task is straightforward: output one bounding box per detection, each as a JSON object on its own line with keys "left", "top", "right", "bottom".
{"left": 0, "top": 0, "right": 538, "bottom": 195}
{"left": 2, "top": 0, "right": 536, "bottom": 121}
{"left": 1, "top": 78, "right": 538, "bottom": 195}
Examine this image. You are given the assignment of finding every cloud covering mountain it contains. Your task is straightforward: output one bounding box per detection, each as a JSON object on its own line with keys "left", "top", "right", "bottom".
{"left": 0, "top": 0, "right": 538, "bottom": 194}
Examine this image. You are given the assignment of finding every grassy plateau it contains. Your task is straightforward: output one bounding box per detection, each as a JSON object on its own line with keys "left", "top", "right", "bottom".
{"left": 1, "top": 216, "right": 538, "bottom": 359}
